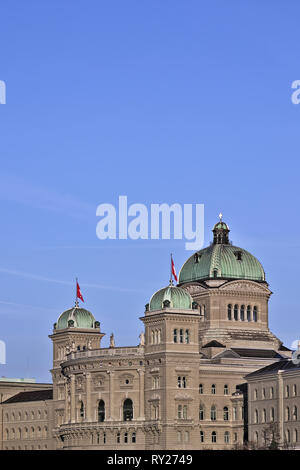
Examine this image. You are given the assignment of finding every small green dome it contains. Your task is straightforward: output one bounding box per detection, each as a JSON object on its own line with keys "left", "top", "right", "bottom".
{"left": 56, "top": 306, "right": 96, "bottom": 330}
{"left": 149, "top": 285, "right": 193, "bottom": 312}
{"left": 213, "top": 221, "right": 229, "bottom": 231}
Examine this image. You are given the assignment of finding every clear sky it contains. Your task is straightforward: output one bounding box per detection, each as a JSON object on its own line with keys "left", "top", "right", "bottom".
{"left": 0, "top": 1, "right": 299, "bottom": 382}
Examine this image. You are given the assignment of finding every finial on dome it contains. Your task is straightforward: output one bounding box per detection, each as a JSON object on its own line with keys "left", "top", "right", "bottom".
{"left": 219, "top": 212, "right": 223, "bottom": 221}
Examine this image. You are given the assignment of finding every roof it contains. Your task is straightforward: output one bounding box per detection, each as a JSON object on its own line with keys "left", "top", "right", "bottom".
{"left": 2, "top": 389, "right": 53, "bottom": 404}
{"left": 246, "top": 359, "right": 300, "bottom": 379}
{"left": 179, "top": 243, "right": 265, "bottom": 284}
{"left": 203, "top": 340, "right": 225, "bottom": 348}
{"left": 56, "top": 306, "right": 96, "bottom": 330}
{"left": 231, "top": 348, "right": 284, "bottom": 359}
{"left": 149, "top": 285, "right": 193, "bottom": 312}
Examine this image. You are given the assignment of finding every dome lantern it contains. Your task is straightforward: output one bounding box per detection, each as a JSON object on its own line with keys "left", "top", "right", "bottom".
{"left": 212, "top": 213, "right": 230, "bottom": 245}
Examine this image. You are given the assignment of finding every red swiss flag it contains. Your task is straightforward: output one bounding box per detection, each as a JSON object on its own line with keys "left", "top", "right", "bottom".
{"left": 76, "top": 282, "right": 84, "bottom": 302}
{"left": 171, "top": 255, "right": 178, "bottom": 283}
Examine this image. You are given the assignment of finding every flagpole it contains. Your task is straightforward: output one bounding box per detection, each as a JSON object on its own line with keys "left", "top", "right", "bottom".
{"left": 75, "top": 277, "right": 78, "bottom": 307}
{"left": 170, "top": 253, "right": 173, "bottom": 286}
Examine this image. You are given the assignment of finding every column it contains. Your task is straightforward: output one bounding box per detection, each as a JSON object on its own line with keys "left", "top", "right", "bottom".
{"left": 70, "top": 374, "right": 76, "bottom": 423}
{"left": 86, "top": 373, "right": 92, "bottom": 422}
{"left": 278, "top": 370, "right": 284, "bottom": 446}
{"left": 138, "top": 369, "right": 145, "bottom": 420}
{"left": 64, "top": 379, "right": 69, "bottom": 423}
{"left": 108, "top": 371, "right": 114, "bottom": 420}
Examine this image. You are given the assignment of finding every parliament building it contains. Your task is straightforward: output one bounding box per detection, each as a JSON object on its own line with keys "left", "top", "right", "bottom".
{"left": 0, "top": 218, "right": 299, "bottom": 450}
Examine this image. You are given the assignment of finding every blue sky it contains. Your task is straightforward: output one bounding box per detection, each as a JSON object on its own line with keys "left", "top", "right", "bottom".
{"left": 0, "top": 1, "right": 299, "bottom": 382}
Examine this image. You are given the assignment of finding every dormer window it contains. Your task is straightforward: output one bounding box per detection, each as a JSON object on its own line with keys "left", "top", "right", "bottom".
{"left": 234, "top": 251, "right": 243, "bottom": 261}
{"left": 194, "top": 253, "right": 201, "bottom": 263}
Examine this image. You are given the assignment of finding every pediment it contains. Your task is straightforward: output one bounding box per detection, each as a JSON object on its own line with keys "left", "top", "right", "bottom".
{"left": 219, "top": 280, "right": 271, "bottom": 294}
{"left": 182, "top": 284, "right": 207, "bottom": 295}
{"left": 212, "top": 349, "right": 241, "bottom": 359}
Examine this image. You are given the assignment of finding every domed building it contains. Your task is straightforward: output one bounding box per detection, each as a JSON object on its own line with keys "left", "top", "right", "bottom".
{"left": 0, "top": 217, "right": 293, "bottom": 451}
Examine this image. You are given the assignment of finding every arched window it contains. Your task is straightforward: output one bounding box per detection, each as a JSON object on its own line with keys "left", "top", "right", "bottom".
{"left": 234, "top": 304, "right": 238, "bottom": 321}
{"left": 199, "top": 404, "right": 204, "bottom": 420}
{"left": 211, "top": 431, "right": 217, "bottom": 443}
{"left": 124, "top": 432, "right": 128, "bottom": 443}
{"left": 254, "top": 409, "right": 258, "bottom": 423}
{"left": 117, "top": 432, "right": 120, "bottom": 444}
{"left": 223, "top": 407, "right": 229, "bottom": 421}
{"left": 224, "top": 384, "right": 228, "bottom": 395}
{"left": 98, "top": 400, "right": 105, "bottom": 422}
{"left": 37, "top": 427, "right": 41, "bottom": 438}
{"left": 253, "top": 306, "right": 258, "bottom": 322}
{"left": 293, "top": 384, "right": 297, "bottom": 396}
{"left": 270, "top": 407, "right": 275, "bottom": 422}
{"left": 270, "top": 387, "right": 274, "bottom": 399}
{"left": 199, "top": 383, "right": 203, "bottom": 394}
{"left": 286, "top": 407, "right": 290, "bottom": 421}
{"left": 200, "top": 431, "right": 204, "bottom": 443}
{"left": 80, "top": 401, "right": 84, "bottom": 419}
{"left": 294, "top": 429, "right": 298, "bottom": 443}
{"left": 103, "top": 432, "right": 106, "bottom": 444}
{"left": 240, "top": 305, "right": 245, "bottom": 321}
{"left": 293, "top": 406, "right": 297, "bottom": 421}
{"left": 177, "top": 431, "right": 182, "bottom": 443}
{"left": 254, "top": 389, "right": 258, "bottom": 400}
{"left": 247, "top": 305, "right": 251, "bottom": 321}
{"left": 224, "top": 431, "right": 230, "bottom": 443}
{"left": 31, "top": 427, "right": 34, "bottom": 438}
{"left": 262, "top": 409, "right": 266, "bottom": 423}
{"left": 151, "top": 330, "right": 154, "bottom": 344}
{"left": 227, "top": 304, "right": 232, "bottom": 320}
{"left": 211, "top": 384, "right": 216, "bottom": 395}
{"left": 18, "top": 428, "right": 21, "bottom": 439}
{"left": 123, "top": 399, "right": 133, "bottom": 421}
{"left": 255, "top": 431, "right": 258, "bottom": 444}
{"left": 210, "top": 405, "right": 216, "bottom": 421}
{"left": 132, "top": 432, "right": 136, "bottom": 443}
{"left": 286, "top": 429, "right": 290, "bottom": 443}
{"left": 286, "top": 385, "right": 290, "bottom": 397}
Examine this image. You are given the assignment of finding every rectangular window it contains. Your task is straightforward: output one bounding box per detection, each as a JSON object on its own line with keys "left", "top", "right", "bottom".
{"left": 183, "top": 405, "right": 188, "bottom": 419}
{"left": 185, "top": 329, "right": 190, "bottom": 344}
{"left": 173, "top": 329, "right": 177, "bottom": 343}
{"left": 177, "top": 405, "right": 182, "bottom": 419}
{"left": 179, "top": 329, "right": 184, "bottom": 343}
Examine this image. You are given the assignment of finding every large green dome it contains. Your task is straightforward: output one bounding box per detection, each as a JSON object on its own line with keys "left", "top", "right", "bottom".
{"left": 149, "top": 285, "right": 193, "bottom": 312}
{"left": 56, "top": 305, "right": 96, "bottom": 330}
{"left": 179, "top": 218, "right": 265, "bottom": 284}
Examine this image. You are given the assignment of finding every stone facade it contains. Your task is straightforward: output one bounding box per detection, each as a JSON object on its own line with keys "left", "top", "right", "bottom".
{"left": 0, "top": 219, "right": 295, "bottom": 450}
{"left": 246, "top": 360, "right": 300, "bottom": 449}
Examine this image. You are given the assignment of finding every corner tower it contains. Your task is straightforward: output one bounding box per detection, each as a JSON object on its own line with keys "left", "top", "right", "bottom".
{"left": 49, "top": 302, "right": 105, "bottom": 427}
{"left": 141, "top": 283, "right": 201, "bottom": 449}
